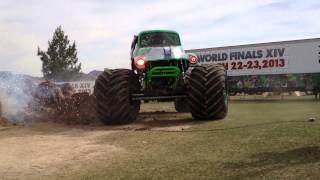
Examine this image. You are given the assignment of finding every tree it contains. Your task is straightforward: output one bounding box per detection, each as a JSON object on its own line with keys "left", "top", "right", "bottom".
{"left": 37, "top": 26, "right": 81, "bottom": 81}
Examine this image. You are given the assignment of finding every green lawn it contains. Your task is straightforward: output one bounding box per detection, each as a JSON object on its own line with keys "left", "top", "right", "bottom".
{"left": 62, "top": 100, "right": 320, "bottom": 180}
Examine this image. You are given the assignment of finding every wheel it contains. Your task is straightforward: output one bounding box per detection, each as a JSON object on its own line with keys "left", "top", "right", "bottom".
{"left": 174, "top": 98, "right": 189, "bottom": 112}
{"left": 94, "top": 69, "right": 140, "bottom": 125}
{"left": 186, "top": 64, "right": 228, "bottom": 120}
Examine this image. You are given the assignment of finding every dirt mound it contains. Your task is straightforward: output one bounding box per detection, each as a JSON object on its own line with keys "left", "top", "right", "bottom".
{"left": 56, "top": 92, "right": 98, "bottom": 125}
{"left": 32, "top": 80, "right": 63, "bottom": 108}
{"left": 0, "top": 117, "right": 10, "bottom": 126}
{"left": 0, "top": 100, "right": 2, "bottom": 117}
{"left": 31, "top": 81, "right": 98, "bottom": 125}
{"left": 0, "top": 97, "right": 9, "bottom": 126}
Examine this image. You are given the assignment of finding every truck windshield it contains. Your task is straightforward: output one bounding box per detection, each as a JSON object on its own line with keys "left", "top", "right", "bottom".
{"left": 140, "top": 32, "right": 181, "bottom": 47}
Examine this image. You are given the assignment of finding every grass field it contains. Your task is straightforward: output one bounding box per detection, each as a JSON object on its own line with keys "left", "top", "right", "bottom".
{"left": 59, "top": 99, "right": 320, "bottom": 180}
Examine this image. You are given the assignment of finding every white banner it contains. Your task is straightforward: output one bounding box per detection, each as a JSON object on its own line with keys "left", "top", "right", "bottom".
{"left": 56, "top": 81, "right": 95, "bottom": 94}
{"left": 187, "top": 38, "right": 320, "bottom": 76}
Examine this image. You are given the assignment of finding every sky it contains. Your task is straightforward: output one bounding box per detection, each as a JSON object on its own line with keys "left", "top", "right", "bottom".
{"left": 0, "top": 0, "right": 320, "bottom": 76}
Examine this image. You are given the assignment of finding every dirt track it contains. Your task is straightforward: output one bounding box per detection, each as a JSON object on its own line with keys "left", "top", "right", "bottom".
{"left": 0, "top": 102, "right": 196, "bottom": 179}
{"left": 0, "top": 124, "right": 121, "bottom": 179}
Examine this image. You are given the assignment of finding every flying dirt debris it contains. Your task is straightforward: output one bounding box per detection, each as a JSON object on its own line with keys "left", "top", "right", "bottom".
{"left": 30, "top": 80, "right": 97, "bottom": 124}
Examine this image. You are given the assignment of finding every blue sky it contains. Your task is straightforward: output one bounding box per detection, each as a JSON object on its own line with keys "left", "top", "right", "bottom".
{"left": 1, "top": 0, "right": 320, "bottom": 76}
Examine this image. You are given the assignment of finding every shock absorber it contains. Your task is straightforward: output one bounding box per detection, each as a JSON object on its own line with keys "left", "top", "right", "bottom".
{"left": 180, "top": 59, "right": 187, "bottom": 82}
{"left": 139, "top": 72, "right": 146, "bottom": 91}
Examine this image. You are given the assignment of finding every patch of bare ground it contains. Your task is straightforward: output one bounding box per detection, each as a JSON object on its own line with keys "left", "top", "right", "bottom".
{"left": 0, "top": 123, "right": 123, "bottom": 179}
{"left": 0, "top": 102, "right": 200, "bottom": 179}
{"left": 100, "top": 102, "right": 201, "bottom": 131}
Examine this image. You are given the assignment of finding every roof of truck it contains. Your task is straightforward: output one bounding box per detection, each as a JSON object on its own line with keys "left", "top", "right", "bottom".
{"left": 137, "top": 30, "right": 179, "bottom": 36}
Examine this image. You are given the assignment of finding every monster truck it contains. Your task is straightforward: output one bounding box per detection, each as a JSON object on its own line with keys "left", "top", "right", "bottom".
{"left": 94, "top": 30, "right": 228, "bottom": 124}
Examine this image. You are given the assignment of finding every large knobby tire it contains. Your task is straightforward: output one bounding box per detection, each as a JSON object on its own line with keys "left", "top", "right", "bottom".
{"left": 174, "top": 98, "right": 189, "bottom": 112}
{"left": 94, "top": 69, "right": 140, "bottom": 125}
{"left": 186, "top": 64, "right": 228, "bottom": 120}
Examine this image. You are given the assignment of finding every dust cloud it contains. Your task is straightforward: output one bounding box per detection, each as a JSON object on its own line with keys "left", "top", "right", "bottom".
{"left": 0, "top": 72, "right": 36, "bottom": 124}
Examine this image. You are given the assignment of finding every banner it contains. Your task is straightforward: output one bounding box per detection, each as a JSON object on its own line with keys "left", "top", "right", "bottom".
{"left": 56, "top": 81, "right": 95, "bottom": 94}
{"left": 187, "top": 38, "right": 320, "bottom": 76}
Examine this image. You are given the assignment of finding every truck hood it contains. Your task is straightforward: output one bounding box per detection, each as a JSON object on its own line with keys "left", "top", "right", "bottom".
{"left": 134, "top": 46, "right": 188, "bottom": 61}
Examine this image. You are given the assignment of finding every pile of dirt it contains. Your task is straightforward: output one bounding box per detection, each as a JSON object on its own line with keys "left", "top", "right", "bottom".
{"left": 0, "top": 101, "right": 2, "bottom": 117}
{"left": 32, "top": 80, "right": 61, "bottom": 108}
{"left": 0, "top": 101, "right": 9, "bottom": 126}
{"left": 0, "top": 117, "right": 10, "bottom": 126}
{"left": 30, "top": 81, "right": 98, "bottom": 125}
{"left": 55, "top": 92, "right": 98, "bottom": 125}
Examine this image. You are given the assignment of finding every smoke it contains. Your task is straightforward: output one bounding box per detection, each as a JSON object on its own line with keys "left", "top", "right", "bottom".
{"left": 0, "top": 72, "right": 36, "bottom": 124}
